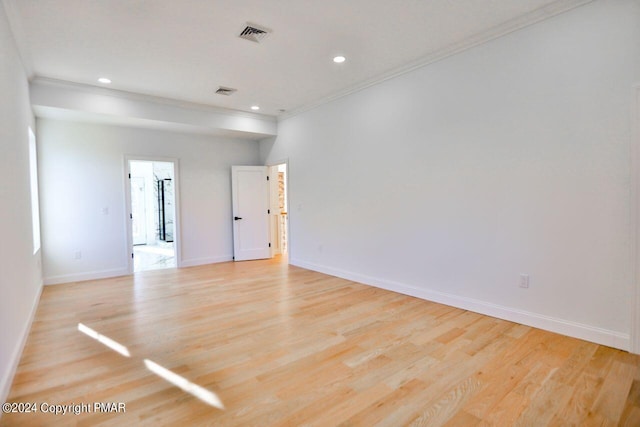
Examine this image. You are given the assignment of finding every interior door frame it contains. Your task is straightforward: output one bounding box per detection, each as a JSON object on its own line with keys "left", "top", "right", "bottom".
{"left": 267, "top": 158, "right": 290, "bottom": 263}
{"left": 124, "top": 155, "right": 182, "bottom": 274}
{"left": 268, "top": 164, "right": 280, "bottom": 257}
{"left": 631, "top": 85, "right": 640, "bottom": 354}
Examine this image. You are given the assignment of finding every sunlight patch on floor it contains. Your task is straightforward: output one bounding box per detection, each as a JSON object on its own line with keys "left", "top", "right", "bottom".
{"left": 144, "top": 359, "right": 225, "bottom": 410}
{"left": 77, "top": 323, "right": 131, "bottom": 357}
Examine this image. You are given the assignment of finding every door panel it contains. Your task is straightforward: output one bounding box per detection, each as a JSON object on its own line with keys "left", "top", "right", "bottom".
{"left": 232, "top": 166, "right": 270, "bottom": 261}
{"left": 131, "top": 177, "right": 147, "bottom": 245}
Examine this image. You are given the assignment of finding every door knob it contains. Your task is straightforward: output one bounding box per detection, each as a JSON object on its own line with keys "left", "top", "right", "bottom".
{"left": 234, "top": 216, "right": 243, "bottom": 220}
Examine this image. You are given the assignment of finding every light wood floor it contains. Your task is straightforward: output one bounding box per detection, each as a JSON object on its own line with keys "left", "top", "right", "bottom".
{"left": 2, "top": 257, "right": 639, "bottom": 426}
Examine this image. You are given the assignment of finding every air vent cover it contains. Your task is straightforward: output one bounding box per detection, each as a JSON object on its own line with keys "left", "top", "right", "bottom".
{"left": 239, "top": 23, "right": 271, "bottom": 43}
{"left": 215, "top": 86, "right": 237, "bottom": 96}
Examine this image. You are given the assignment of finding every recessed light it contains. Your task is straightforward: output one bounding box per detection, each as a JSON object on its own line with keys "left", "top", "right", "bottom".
{"left": 98, "top": 77, "right": 111, "bottom": 84}
{"left": 333, "top": 55, "right": 346, "bottom": 63}
{"left": 251, "top": 105, "right": 260, "bottom": 111}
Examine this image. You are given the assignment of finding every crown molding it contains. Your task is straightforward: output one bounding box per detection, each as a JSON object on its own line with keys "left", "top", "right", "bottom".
{"left": 279, "top": 0, "right": 595, "bottom": 121}
{"left": 2, "top": 0, "right": 34, "bottom": 78}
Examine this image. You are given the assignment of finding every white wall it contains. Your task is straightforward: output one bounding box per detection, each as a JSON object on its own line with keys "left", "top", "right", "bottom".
{"left": 261, "top": 0, "right": 640, "bottom": 350}
{"left": 0, "top": 2, "right": 43, "bottom": 404}
{"left": 38, "top": 119, "right": 260, "bottom": 284}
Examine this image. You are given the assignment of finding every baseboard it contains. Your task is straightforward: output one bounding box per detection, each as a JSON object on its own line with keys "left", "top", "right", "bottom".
{"left": 0, "top": 282, "right": 43, "bottom": 407}
{"left": 44, "top": 268, "right": 130, "bottom": 285}
{"left": 180, "top": 255, "right": 233, "bottom": 268}
{"left": 290, "top": 258, "right": 630, "bottom": 351}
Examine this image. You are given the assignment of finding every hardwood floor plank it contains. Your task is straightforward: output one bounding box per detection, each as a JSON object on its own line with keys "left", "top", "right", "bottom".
{"left": 443, "top": 409, "right": 482, "bottom": 427}
{"left": 463, "top": 361, "right": 529, "bottom": 419}
{"left": 514, "top": 378, "right": 573, "bottom": 426}
{"left": 590, "top": 360, "right": 636, "bottom": 423}
{"left": 407, "top": 376, "right": 483, "bottom": 426}
{"left": 551, "top": 371, "right": 602, "bottom": 426}
{"left": 620, "top": 379, "right": 640, "bottom": 425}
{"left": 1, "top": 257, "right": 638, "bottom": 426}
{"left": 479, "top": 390, "right": 529, "bottom": 426}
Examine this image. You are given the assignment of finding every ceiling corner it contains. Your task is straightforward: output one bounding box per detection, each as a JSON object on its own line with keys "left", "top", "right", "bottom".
{"left": 2, "top": 0, "right": 35, "bottom": 78}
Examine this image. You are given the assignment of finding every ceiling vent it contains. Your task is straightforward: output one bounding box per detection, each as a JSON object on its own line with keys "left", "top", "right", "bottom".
{"left": 215, "top": 86, "right": 237, "bottom": 96}
{"left": 239, "top": 23, "right": 271, "bottom": 43}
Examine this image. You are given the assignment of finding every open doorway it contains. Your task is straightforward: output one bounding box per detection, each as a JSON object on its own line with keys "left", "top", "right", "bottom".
{"left": 128, "top": 159, "right": 177, "bottom": 272}
{"left": 269, "top": 162, "right": 288, "bottom": 258}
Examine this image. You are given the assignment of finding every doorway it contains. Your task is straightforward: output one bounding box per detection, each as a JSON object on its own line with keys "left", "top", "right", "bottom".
{"left": 128, "top": 159, "right": 178, "bottom": 272}
{"left": 230, "top": 162, "right": 289, "bottom": 262}
{"left": 269, "top": 162, "right": 288, "bottom": 258}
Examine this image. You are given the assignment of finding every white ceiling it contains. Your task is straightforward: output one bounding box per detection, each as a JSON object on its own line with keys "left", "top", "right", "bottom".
{"left": 6, "top": 0, "right": 590, "bottom": 118}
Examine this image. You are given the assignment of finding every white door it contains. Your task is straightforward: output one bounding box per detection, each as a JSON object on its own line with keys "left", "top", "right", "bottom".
{"left": 231, "top": 166, "right": 271, "bottom": 261}
{"left": 131, "top": 177, "right": 147, "bottom": 245}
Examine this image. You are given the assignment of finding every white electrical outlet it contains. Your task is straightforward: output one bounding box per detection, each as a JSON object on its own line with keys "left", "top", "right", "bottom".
{"left": 74, "top": 251, "right": 82, "bottom": 260}
{"left": 519, "top": 274, "right": 529, "bottom": 288}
